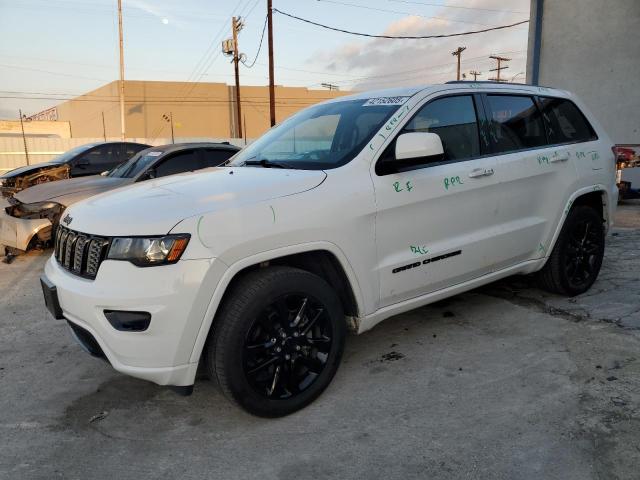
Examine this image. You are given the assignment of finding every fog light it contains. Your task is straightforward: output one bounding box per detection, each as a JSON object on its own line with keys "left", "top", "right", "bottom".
{"left": 104, "top": 310, "right": 151, "bottom": 332}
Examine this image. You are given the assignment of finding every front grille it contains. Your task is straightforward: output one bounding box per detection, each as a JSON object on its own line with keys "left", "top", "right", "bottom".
{"left": 54, "top": 226, "right": 110, "bottom": 279}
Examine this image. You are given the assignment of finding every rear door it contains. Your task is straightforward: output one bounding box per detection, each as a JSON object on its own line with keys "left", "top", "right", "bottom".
{"left": 372, "top": 93, "right": 503, "bottom": 307}
{"left": 483, "top": 93, "right": 578, "bottom": 268}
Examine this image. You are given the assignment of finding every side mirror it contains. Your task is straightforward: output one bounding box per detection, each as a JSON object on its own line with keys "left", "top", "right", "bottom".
{"left": 395, "top": 132, "right": 444, "bottom": 161}
{"left": 100, "top": 171, "right": 109, "bottom": 176}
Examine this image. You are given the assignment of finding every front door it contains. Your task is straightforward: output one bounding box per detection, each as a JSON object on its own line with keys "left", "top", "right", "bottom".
{"left": 372, "top": 93, "right": 502, "bottom": 307}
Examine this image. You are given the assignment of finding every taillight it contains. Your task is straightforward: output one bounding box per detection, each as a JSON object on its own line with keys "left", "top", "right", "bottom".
{"left": 613, "top": 145, "right": 639, "bottom": 171}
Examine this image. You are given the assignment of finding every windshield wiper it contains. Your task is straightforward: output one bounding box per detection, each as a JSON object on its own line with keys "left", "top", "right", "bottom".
{"left": 243, "top": 159, "right": 292, "bottom": 169}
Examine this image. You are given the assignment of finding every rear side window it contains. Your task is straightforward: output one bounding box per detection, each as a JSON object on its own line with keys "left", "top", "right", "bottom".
{"left": 154, "top": 151, "right": 200, "bottom": 177}
{"left": 202, "top": 149, "right": 236, "bottom": 168}
{"left": 486, "top": 95, "right": 546, "bottom": 153}
{"left": 124, "top": 143, "right": 148, "bottom": 159}
{"left": 538, "top": 97, "right": 597, "bottom": 144}
{"left": 403, "top": 95, "right": 480, "bottom": 161}
{"left": 82, "top": 144, "right": 114, "bottom": 165}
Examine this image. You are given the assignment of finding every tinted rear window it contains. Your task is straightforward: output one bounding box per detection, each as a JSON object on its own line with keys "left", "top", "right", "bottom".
{"left": 486, "top": 95, "right": 546, "bottom": 153}
{"left": 538, "top": 97, "right": 597, "bottom": 144}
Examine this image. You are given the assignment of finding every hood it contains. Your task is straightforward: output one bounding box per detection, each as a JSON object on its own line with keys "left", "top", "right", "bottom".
{"left": 14, "top": 175, "right": 130, "bottom": 206}
{"left": 64, "top": 167, "right": 327, "bottom": 236}
{"left": 1, "top": 161, "right": 64, "bottom": 179}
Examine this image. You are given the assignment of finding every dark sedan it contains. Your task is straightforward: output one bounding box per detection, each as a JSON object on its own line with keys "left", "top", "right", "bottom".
{"left": 1, "top": 142, "right": 240, "bottom": 252}
{"left": 0, "top": 141, "right": 150, "bottom": 197}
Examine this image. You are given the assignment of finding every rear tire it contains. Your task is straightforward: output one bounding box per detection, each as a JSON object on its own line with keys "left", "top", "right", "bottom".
{"left": 206, "top": 266, "right": 346, "bottom": 417}
{"left": 537, "top": 205, "right": 605, "bottom": 296}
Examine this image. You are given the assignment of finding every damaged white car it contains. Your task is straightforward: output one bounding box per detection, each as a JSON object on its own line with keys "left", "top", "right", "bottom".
{"left": 0, "top": 142, "right": 239, "bottom": 253}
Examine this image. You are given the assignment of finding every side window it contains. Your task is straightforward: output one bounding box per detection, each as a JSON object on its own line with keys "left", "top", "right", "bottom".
{"left": 123, "top": 143, "right": 148, "bottom": 160}
{"left": 403, "top": 95, "right": 480, "bottom": 161}
{"left": 79, "top": 145, "right": 113, "bottom": 165}
{"left": 154, "top": 151, "right": 200, "bottom": 177}
{"left": 538, "top": 97, "right": 597, "bottom": 144}
{"left": 485, "top": 95, "right": 546, "bottom": 153}
{"left": 202, "top": 149, "right": 236, "bottom": 168}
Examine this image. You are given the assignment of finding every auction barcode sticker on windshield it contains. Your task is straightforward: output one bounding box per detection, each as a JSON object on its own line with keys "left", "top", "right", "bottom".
{"left": 362, "top": 96, "right": 409, "bottom": 107}
{"left": 146, "top": 151, "right": 163, "bottom": 156}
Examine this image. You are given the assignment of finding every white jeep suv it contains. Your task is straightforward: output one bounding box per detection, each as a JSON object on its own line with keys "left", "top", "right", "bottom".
{"left": 41, "top": 82, "right": 618, "bottom": 417}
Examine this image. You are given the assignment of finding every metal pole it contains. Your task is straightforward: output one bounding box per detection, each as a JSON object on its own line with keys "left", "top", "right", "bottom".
{"left": 101, "top": 111, "right": 107, "bottom": 141}
{"left": 243, "top": 114, "right": 247, "bottom": 145}
{"left": 170, "top": 111, "right": 174, "bottom": 144}
{"left": 232, "top": 17, "right": 243, "bottom": 138}
{"left": 267, "top": 0, "right": 276, "bottom": 126}
{"left": 18, "top": 109, "right": 29, "bottom": 165}
{"left": 117, "top": 0, "right": 126, "bottom": 140}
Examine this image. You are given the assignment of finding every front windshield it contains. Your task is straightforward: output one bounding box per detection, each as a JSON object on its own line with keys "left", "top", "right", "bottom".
{"left": 108, "top": 150, "right": 161, "bottom": 178}
{"left": 50, "top": 143, "right": 96, "bottom": 164}
{"left": 229, "top": 98, "right": 407, "bottom": 170}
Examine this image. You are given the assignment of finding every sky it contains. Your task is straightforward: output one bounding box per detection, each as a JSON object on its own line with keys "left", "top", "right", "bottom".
{"left": 0, "top": 0, "right": 531, "bottom": 119}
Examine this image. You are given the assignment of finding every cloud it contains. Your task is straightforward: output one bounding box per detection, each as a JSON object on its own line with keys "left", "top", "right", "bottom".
{"left": 310, "top": 0, "right": 530, "bottom": 91}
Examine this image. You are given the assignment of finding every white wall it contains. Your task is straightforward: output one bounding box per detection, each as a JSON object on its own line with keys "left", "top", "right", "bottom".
{"left": 528, "top": 0, "right": 640, "bottom": 184}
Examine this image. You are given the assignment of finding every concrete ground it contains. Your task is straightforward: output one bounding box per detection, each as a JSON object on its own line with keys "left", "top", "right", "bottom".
{"left": 1, "top": 202, "right": 639, "bottom": 480}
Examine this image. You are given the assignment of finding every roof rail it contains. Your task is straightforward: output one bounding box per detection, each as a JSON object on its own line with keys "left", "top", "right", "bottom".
{"left": 445, "top": 80, "right": 553, "bottom": 88}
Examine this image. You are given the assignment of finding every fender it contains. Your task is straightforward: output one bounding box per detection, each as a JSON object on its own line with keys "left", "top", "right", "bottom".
{"left": 187, "top": 240, "right": 365, "bottom": 364}
{"left": 543, "top": 183, "right": 610, "bottom": 264}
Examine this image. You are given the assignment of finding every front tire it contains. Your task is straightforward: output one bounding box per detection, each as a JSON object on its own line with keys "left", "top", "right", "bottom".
{"left": 207, "top": 266, "right": 346, "bottom": 417}
{"left": 538, "top": 205, "right": 605, "bottom": 296}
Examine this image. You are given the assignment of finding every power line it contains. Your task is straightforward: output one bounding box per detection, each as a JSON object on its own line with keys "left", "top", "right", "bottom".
{"left": 242, "top": 15, "right": 268, "bottom": 68}
{"left": 313, "top": 0, "right": 501, "bottom": 27}
{"left": 273, "top": 8, "right": 529, "bottom": 39}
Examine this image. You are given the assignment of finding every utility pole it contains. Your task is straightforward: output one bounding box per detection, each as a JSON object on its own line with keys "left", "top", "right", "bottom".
{"left": 469, "top": 70, "right": 481, "bottom": 81}
{"left": 18, "top": 109, "right": 29, "bottom": 165}
{"left": 232, "top": 16, "right": 243, "bottom": 138}
{"left": 321, "top": 83, "right": 339, "bottom": 91}
{"left": 489, "top": 55, "right": 510, "bottom": 82}
{"left": 267, "top": 0, "right": 275, "bottom": 126}
{"left": 117, "top": 0, "right": 126, "bottom": 140}
{"left": 451, "top": 46, "right": 466, "bottom": 81}
{"left": 101, "top": 111, "right": 106, "bottom": 141}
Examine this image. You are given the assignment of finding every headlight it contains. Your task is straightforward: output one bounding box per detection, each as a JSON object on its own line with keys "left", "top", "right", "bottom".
{"left": 7, "top": 201, "right": 63, "bottom": 219}
{"left": 20, "top": 201, "right": 61, "bottom": 213}
{"left": 107, "top": 234, "right": 190, "bottom": 267}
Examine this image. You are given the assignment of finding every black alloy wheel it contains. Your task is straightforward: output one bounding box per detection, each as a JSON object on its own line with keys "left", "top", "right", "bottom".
{"left": 207, "top": 266, "right": 346, "bottom": 417}
{"left": 243, "top": 293, "right": 332, "bottom": 399}
{"left": 538, "top": 205, "right": 605, "bottom": 296}
{"left": 563, "top": 217, "right": 603, "bottom": 291}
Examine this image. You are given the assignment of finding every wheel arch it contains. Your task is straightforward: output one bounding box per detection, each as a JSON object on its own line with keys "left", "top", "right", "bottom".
{"left": 188, "top": 242, "right": 364, "bottom": 365}
{"left": 543, "top": 185, "right": 609, "bottom": 266}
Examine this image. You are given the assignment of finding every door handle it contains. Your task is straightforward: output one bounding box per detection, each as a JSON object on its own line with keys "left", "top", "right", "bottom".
{"left": 468, "top": 167, "right": 494, "bottom": 178}
{"left": 550, "top": 154, "right": 570, "bottom": 163}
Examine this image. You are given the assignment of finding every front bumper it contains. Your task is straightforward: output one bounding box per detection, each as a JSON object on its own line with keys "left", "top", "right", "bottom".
{"left": 0, "top": 199, "right": 52, "bottom": 250}
{"left": 44, "top": 254, "right": 224, "bottom": 386}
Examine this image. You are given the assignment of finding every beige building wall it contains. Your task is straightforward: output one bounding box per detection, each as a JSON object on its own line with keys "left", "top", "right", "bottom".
{"left": 54, "top": 80, "right": 348, "bottom": 140}
{"left": 0, "top": 120, "right": 71, "bottom": 138}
